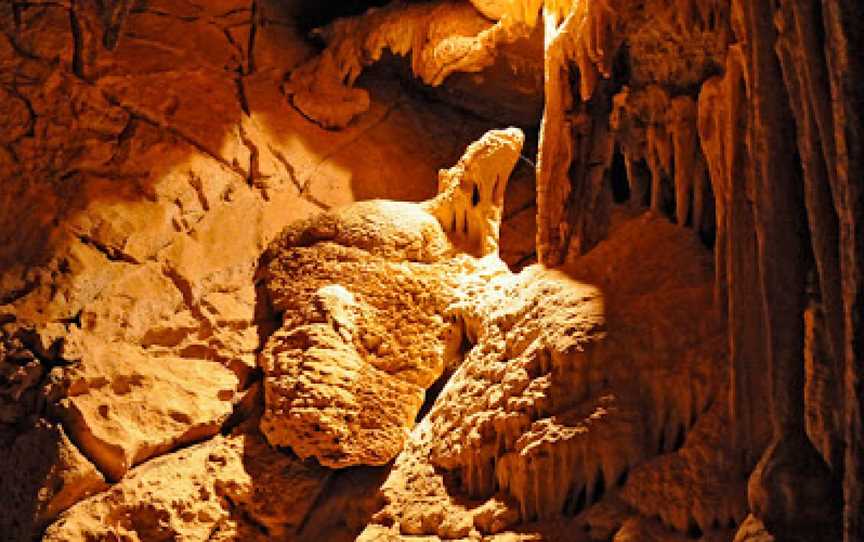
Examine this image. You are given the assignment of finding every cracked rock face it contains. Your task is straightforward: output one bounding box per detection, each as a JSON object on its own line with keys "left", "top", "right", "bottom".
{"left": 0, "top": 0, "right": 538, "bottom": 538}
{"left": 42, "top": 433, "right": 329, "bottom": 541}
{"left": 51, "top": 330, "right": 239, "bottom": 482}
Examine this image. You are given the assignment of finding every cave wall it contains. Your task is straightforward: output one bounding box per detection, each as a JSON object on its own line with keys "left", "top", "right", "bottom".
{"left": 536, "top": 0, "right": 863, "bottom": 539}
{"left": 0, "top": 1, "right": 540, "bottom": 538}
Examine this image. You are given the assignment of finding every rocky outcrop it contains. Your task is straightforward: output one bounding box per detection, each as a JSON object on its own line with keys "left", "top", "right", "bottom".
{"left": 0, "top": 1, "right": 537, "bottom": 538}
{"left": 258, "top": 128, "right": 524, "bottom": 467}
{"left": 359, "top": 213, "right": 734, "bottom": 541}
{"left": 42, "top": 433, "right": 329, "bottom": 541}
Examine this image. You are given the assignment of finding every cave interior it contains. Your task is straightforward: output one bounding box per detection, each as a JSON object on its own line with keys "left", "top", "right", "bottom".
{"left": 0, "top": 0, "right": 862, "bottom": 541}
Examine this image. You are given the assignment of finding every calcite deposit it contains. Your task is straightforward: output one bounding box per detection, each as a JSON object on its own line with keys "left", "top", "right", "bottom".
{"left": 285, "top": 0, "right": 543, "bottom": 128}
{"left": 258, "top": 128, "right": 524, "bottom": 466}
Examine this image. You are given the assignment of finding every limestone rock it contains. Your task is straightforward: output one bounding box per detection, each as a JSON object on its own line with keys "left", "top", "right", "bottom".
{"left": 4, "top": 0, "right": 860, "bottom": 539}
{"left": 259, "top": 128, "right": 525, "bottom": 467}
{"left": 260, "top": 317, "right": 429, "bottom": 467}
{"left": 358, "top": 214, "right": 727, "bottom": 539}
{"left": 427, "top": 217, "right": 723, "bottom": 523}
{"left": 285, "top": 0, "right": 542, "bottom": 128}
{"left": 1, "top": 8, "right": 538, "bottom": 533}
{"left": 0, "top": 419, "right": 107, "bottom": 539}
{"left": 51, "top": 331, "right": 239, "bottom": 481}
{"left": 424, "top": 127, "right": 525, "bottom": 257}
{"left": 43, "top": 433, "right": 329, "bottom": 541}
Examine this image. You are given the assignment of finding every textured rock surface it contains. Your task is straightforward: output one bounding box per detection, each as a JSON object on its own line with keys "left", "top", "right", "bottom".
{"left": 285, "top": 0, "right": 542, "bottom": 128}
{"left": 0, "top": 419, "right": 107, "bottom": 540}
{"left": 43, "top": 433, "right": 329, "bottom": 541}
{"left": 51, "top": 330, "right": 239, "bottom": 481}
{"left": 358, "top": 214, "right": 735, "bottom": 541}
{"left": 258, "top": 127, "right": 524, "bottom": 467}
{"left": 1, "top": 0, "right": 861, "bottom": 540}
{"left": 0, "top": 1, "right": 537, "bottom": 538}
{"left": 537, "top": 0, "right": 861, "bottom": 538}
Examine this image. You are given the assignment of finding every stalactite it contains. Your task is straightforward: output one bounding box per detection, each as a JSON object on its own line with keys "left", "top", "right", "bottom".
{"left": 696, "top": 46, "right": 773, "bottom": 473}
{"left": 697, "top": 75, "right": 729, "bottom": 310}
{"left": 284, "top": 0, "right": 543, "bottom": 128}
{"left": 668, "top": 96, "right": 705, "bottom": 227}
{"left": 536, "top": 0, "right": 621, "bottom": 265}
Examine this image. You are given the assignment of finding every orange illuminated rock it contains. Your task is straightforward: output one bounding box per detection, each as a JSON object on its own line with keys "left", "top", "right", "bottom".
{"left": 285, "top": 0, "right": 542, "bottom": 128}
{"left": 259, "top": 128, "right": 524, "bottom": 467}
{"left": 362, "top": 214, "right": 730, "bottom": 539}
{"left": 51, "top": 331, "right": 238, "bottom": 481}
{"left": 43, "top": 433, "right": 329, "bottom": 541}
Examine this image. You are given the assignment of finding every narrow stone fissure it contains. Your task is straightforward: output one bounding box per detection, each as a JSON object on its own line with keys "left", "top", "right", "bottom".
{"left": 100, "top": 0, "right": 133, "bottom": 50}
{"left": 237, "top": 121, "right": 259, "bottom": 187}
{"left": 414, "top": 368, "right": 452, "bottom": 425}
{"left": 69, "top": 0, "right": 85, "bottom": 79}
{"left": 235, "top": 73, "right": 250, "bottom": 115}
{"left": 75, "top": 233, "right": 139, "bottom": 264}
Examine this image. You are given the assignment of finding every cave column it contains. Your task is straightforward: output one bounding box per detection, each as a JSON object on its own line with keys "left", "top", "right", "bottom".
{"left": 720, "top": 47, "right": 770, "bottom": 471}
{"left": 736, "top": 0, "right": 840, "bottom": 538}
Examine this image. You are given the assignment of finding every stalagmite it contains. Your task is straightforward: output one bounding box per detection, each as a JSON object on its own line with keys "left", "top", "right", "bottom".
{"left": 258, "top": 128, "right": 523, "bottom": 467}
{"left": 423, "top": 128, "right": 525, "bottom": 256}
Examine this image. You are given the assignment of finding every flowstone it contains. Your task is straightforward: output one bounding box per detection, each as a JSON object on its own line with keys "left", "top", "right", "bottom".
{"left": 259, "top": 126, "right": 736, "bottom": 540}
{"left": 258, "top": 128, "right": 525, "bottom": 467}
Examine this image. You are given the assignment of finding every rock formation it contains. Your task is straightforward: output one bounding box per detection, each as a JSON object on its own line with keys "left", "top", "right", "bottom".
{"left": 1, "top": 0, "right": 861, "bottom": 541}
{"left": 284, "top": 0, "right": 543, "bottom": 128}
{"left": 533, "top": 0, "right": 862, "bottom": 539}
{"left": 257, "top": 127, "right": 523, "bottom": 467}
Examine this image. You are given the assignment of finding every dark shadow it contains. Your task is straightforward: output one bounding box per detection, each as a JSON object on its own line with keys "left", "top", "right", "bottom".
{"left": 234, "top": 433, "right": 393, "bottom": 541}
{"left": 610, "top": 145, "right": 630, "bottom": 204}
{"left": 291, "top": 0, "right": 392, "bottom": 34}
{"left": 0, "top": 420, "right": 82, "bottom": 540}
{"left": 293, "top": 461, "right": 394, "bottom": 541}
{"left": 415, "top": 368, "right": 452, "bottom": 423}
